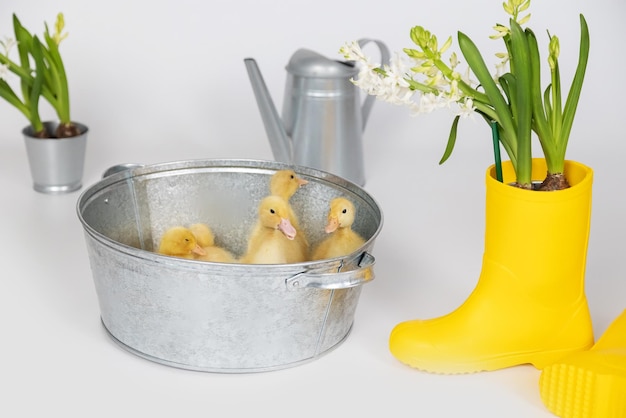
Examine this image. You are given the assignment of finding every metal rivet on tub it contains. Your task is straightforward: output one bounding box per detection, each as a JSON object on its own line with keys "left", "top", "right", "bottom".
{"left": 292, "top": 281, "right": 299, "bottom": 287}
{"left": 104, "top": 198, "right": 109, "bottom": 204}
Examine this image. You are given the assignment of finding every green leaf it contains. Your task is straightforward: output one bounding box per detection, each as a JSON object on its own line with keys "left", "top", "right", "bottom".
{"left": 13, "top": 14, "right": 35, "bottom": 107}
{"left": 527, "top": 27, "right": 552, "bottom": 149}
{"left": 0, "top": 79, "right": 29, "bottom": 117}
{"left": 543, "top": 85, "right": 553, "bottom": 128}
{"left": 498, "top": 73, "right": 512, "bottom": 99}
{"left": 28, "top": 37, "right": 46, "bottom": 130}
{"left": 43, "top": 26, "right": 71, "bottom": 123}
{"left": 508, "top": 19, "right": 533, "bottom": 185}
{"left": 559, "top": 14, "right": 590, "bottom": 158}
{"left": 458, "top": 31, "right": 518, "bottom": 160}
{"left": 439, "top": 115, "right": 461, "bottom": 164}
{"left": 498, "top": 72, "right": 516, "bottom": 117}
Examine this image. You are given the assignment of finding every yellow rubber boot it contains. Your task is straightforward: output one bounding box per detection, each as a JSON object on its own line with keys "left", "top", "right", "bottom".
{"left": 389, "top": 159, "right": 594, "bottom": 373}
{"left": 539, "top": 309, "right": 626, "bottom": 418}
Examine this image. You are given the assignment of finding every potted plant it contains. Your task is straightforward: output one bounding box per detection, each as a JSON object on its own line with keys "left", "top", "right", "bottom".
{"left": 0, "top": 13, "right": 87, "bottom": 194}
{"left": 340, "top": 0, "right": 595, "bottom": 379}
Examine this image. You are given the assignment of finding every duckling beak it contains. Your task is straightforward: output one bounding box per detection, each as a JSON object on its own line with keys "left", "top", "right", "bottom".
{"left": 192, "top": 244, "right": 206, "bottom": 256}
{"left": 297, "top": 178, "right": 308, "bottom": 187}
{"left": 278, "top": 217, "right": 297, "bottom": 240}
{"left": 325, "top": 217, "right": 339, "bottom": 233}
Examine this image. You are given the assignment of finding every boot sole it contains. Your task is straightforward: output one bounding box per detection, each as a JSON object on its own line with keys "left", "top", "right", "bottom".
{"left": 539, "top": 362, "right": 626, "bottom": 418}
{"left": 394, "top": 345, "right": 592, "bottom": 374}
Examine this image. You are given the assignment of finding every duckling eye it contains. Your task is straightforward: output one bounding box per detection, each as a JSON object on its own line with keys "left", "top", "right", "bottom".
{"left": 342, "top": 208, "right": 347, "bottom": 214}
{"left": 290, "top": 174, "right": 295, "bottom": 179}
{"left": 184, "top": 238, "right": 190, "bottom": 242}
{"left": 270, "top": 208, "right": 276, "bottom": 214}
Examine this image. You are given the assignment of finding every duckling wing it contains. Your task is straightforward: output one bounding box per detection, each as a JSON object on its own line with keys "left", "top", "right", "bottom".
{"left": 312, "top": 231, "right": 365, "bottom": 260}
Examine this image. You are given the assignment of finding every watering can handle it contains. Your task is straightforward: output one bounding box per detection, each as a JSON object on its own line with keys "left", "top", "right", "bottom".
{"left": 285, "top": 252, "right": 375, "bottom": 291}
{"left": 357, "top": 38, "right": 390, "bottom": 130}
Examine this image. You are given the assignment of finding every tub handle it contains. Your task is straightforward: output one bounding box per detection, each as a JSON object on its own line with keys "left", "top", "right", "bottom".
{"left": 285, "top": 252, "right": 375, "bottom": 291}
{"left": 102, "top": 163, "right": 144, "bottom": 178}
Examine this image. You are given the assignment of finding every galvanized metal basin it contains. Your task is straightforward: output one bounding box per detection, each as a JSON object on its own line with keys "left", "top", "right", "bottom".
{"left": 76, "top": 159, "right": 383, "bottom": 373}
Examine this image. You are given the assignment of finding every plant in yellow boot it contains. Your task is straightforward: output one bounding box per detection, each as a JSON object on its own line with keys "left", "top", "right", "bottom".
{"left": 340, "top": 0, "right": 595, "bottom": 375}
{"left": 539, "top": 309, "right": 626, "bottom": 418}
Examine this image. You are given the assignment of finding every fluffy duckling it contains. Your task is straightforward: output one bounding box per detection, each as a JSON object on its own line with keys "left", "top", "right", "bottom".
{"left": 239, "top": 195, "right": 307, "bottom": 264}
{"left": 189, "top": 223, "right": 237, "bottom": 263}
{"left": 189, "top": 223, "right": 215, "bottom": 247}
{"left": 157, "top": 226, "right": 207, "bottom": 259}
{"left": 270, "top": 169, "right": 308, "bottom": 202}
{"left": 311, "top": 197, "right": 365, "bottom": 260}
{"left": 270, "top": 169, "right": 310, "bottom": 257}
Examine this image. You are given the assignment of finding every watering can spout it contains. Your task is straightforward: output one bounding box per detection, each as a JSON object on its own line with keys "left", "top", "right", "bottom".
{"left": 244, "top": 39, "right": 389, "bottom": 186}
{"left": 244, "top": 58, "right": 292, "bottom": 164}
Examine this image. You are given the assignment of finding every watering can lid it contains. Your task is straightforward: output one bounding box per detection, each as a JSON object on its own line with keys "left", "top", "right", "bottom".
{"left": 285, "top": 48, "right": 358, "bottom": 78}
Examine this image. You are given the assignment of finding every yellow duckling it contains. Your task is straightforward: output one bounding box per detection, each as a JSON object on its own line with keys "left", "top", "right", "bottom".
{"left": 239, "top": 195, "right": 307, "bottom": 264}
{"left": 312, "top": 197, "right": 365, "bottom": 260}
{"left": 270, "top": 169, "right": 310, "bottom": 257}
{"left": 189, "top": 223, "right": 215, "bottom": 247}
{"left": 157, "top": 226, "right": 207, "bottom": 259}
{"left": 189, "top": 223, "right": 237, "bottom": 263}
{"left": 270, "top": 169, "right": 308, "bottom": 202}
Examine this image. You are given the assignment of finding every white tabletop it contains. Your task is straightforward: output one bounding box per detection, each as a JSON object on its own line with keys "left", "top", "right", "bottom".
{"left": 1, "top": 115, "right": 624, "bottom": 417}
{"left": 1, "top": 1, "right": 624, "bottom": 416}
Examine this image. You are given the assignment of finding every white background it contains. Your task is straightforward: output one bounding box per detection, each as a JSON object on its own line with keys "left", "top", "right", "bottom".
{"left": 1, "top": 0, "right": 624, "bottom": 417}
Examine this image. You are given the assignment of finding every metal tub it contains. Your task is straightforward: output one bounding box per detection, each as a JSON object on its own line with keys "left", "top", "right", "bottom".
{"left": 77, "top": 159, "right": 383, "bottom": 373}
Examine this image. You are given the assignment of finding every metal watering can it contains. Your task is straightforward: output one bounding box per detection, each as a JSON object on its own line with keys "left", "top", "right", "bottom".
{"left": 244, "top": 38, "right": 389, "bottom": 186}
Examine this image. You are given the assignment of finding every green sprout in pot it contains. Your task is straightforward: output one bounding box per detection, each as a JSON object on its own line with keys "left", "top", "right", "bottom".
{"left": 0, "top": 17, "right": 45, "bottom": 137}
{"left": 339, "top": 0, "right": 589, "bottom": 191}
{"left": 0, "top": 13, "right": 82, "bottom": 138}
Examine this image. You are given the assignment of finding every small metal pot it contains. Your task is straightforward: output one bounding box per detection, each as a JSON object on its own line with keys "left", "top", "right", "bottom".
{"left": 23, "top": 121, "right": 88, "bottom": 194}
{"left": 77, "top": 159, "right": 383, "bottom": 373}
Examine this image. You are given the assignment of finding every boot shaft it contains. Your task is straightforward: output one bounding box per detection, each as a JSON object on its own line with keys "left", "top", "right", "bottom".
{"left": 388, "top": 159, "right": 595, "bottom": 374}
{"left": 484, "top": 159, "right": 593, "bottom": 304}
